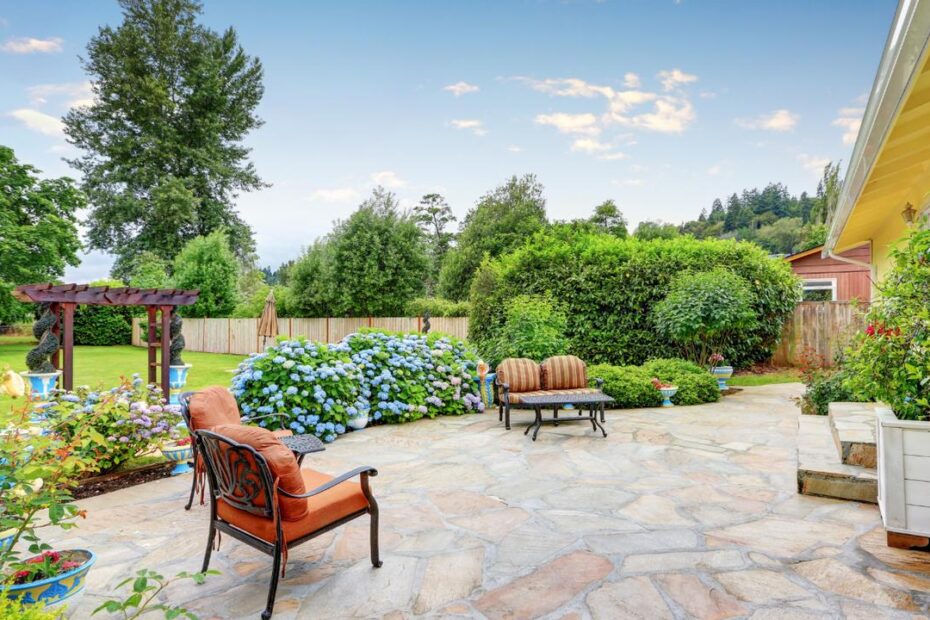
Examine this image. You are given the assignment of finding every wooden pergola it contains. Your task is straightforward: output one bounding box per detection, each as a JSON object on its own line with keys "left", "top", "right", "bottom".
{"left": 13, "top": 283, "right": 199, "bottom": 397}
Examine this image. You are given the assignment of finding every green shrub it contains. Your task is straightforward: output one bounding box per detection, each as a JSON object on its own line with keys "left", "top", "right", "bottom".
{"left": 843, "top": 227, "right": 930, "bottom": 420}
{"left": 642, "top": 358, "right": 720, "bottom": 406}
{"left": 0, "top": 596, "right": 63, "bottom": 619}
{"left": 800, "top": 370, "right": 857, "bottom": 416}
{"left": 588, "top": 364, "right": 662, "bottom": 408}
{"left": 73, "top": 305, "right": 133, "bottom": 345}
{"left": 489, "top": 294, "right": 568, "bottom": 365}
{"left": 651, "top": 269, "right": 757, "bottom": 366}
{"left": 470, "top": 231, "right": 799, "bottom": 368}
{"left": 405, "top": 297, "right": 470, "bottom": 317}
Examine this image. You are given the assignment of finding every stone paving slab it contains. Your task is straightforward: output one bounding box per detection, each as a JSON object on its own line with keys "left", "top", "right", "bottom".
{"left": 829, "top": 402, "right": 878, "bottom": 468}
{"left": 798, "top": 414, "right": 878, "bottom": 503}
{"left": 37, "top": 383, "right": 930, "bottom": 619}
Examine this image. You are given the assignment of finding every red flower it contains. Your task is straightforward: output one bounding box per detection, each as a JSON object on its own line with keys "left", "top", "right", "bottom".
{"left": 60, "top": 561, "right": 82, "bottom": 571}
{"left": 866, "top": 324, "right": 876, "bottom": 336}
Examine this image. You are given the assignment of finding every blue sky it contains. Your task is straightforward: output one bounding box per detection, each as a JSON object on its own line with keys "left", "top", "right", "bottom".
{"left": 0, "top": 0, "right": 896, "bottom": 281}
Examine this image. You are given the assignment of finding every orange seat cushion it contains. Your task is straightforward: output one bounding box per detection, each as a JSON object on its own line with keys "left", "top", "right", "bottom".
{"left": 542, "top": 355, "right": 588, "bottom": 390}
{"left": 496, "top": 358, "right": 541, "bottom": 393}
{"left": 210, "top": 424, "right": 308, "bottom": 521}
{"left": 508, "top": 388, "right": 603, "bottom": 404}
{"left": 189, "top": 386, "right": 241, "bottom": 431}
{"left": 217, "top": 469, "right": 369, "bottom": 543}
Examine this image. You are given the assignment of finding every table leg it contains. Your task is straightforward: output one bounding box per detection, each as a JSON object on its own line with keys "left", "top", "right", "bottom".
{"left": 600, "top": 402, "right": 605, "bottom": 424}
{"left": 531, "top": 406, "right": 543, "bottom": 441}
{"left": 589, "top": 406, "right": 597, "bottom": 432}
{"left": 553, "top": 407, "right": 559, "bottom": 426}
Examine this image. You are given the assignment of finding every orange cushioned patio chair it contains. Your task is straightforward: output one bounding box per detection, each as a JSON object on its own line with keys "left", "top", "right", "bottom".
{"left": 495, "top": 355, "right": 604, "bottom": 429}
{"left": 179, "top": 387, "right": 295, "bottom": 510}
{"left": 196, "top": 424, "right": 381, "bottom": 620}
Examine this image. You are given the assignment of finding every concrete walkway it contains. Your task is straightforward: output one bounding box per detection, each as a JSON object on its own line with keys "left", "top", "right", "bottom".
{"left": 51, "top": 384, "right": 930, "bottom": 619}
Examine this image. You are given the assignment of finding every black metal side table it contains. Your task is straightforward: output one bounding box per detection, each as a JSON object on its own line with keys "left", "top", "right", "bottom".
{"left": 516, "top": 393, "right": 612, "bottom": 441}
{"left": 280, "top": 433, "right": 325, "bottom": 466}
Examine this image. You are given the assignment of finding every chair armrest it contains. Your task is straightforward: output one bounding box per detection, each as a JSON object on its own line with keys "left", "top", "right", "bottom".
{"left": 278, "top": 466, "right": 379, "bottom": 499}
{"left": 594, "top": 378, "right": 604, "bottom": 389}
{"left": 241, "top": 412, "right": 289, "bottom": 424}
{"left": 500, "top": 383, "right": 511, "bottom": 403}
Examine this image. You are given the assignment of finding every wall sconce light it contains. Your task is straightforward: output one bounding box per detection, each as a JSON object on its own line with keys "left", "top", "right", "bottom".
{"left": 902, "top": 202, "right": 917, "bottom": 224}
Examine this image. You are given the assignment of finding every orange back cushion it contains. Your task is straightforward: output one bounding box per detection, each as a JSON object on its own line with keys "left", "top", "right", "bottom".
{"left": 496, "top": 358, "right": 541, "bottom": 393}
{"left": 211, "top": 424, "right": 308, "bottom": 522}
{"left": 542, "top": 355, "right": 588, "bottom": 390}
{"left": 188, "top": 386, "right": 241, "bottom": 431}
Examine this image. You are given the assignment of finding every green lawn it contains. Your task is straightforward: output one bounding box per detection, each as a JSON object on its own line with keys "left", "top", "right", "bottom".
{"left": 729, "top": 368, "right": 801, "bottom": 386}
{"left": 1, "top": 336, "right": 246, "bottom": 410}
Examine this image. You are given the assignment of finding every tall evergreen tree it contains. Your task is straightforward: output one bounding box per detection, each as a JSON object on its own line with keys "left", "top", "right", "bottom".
{"left": 589, "top": 199, "right": 628, "bottom": 237}
{"left": 413, "top": 193, "right": 456, "bottom": 294}
{"left": 63, "top": 0, "right": 265, "bottom": 279}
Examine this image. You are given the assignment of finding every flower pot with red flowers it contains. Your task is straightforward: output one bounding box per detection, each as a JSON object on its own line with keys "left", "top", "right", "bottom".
{"left": 161, "top": 436, "right": 193, "bottom": 475}
{"left": 4, "top": 549, "right": 96, "bottom": 612}
{"left": 652, "top": 378, "right": 678, "bottom": 407}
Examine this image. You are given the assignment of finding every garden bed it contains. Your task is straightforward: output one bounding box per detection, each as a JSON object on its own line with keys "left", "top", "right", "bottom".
{"left": 73, "top": 459, "right": 173, "bottom": 499}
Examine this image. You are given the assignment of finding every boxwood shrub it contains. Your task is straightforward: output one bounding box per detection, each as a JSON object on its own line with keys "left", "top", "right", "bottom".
{"left": 470, "top": 231, "right": 799, "bottom": 368}
{"left": 231, "top": 330, "right": 483, "bottom": 442}
{"left": 588, "top": 358, "right": 719, "bottom": 409}
{"left": 73, "top": 305, "right": 133, "bottom": 346}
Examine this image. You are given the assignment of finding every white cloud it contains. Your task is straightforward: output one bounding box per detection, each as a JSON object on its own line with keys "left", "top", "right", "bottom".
{"left": 833, "top": 107, "right": 864, "bottom": 145}
{"left": 699, "top": 91, "right": 717, "bottom": 99}
{"left": 9, "top": 108, "right": 63, "bottom": 136}
{"left": 570, "top": 137, "right": 611, "bottom": 153}
{"left": 27, "top": 81, "right": 93, "bottom": 108}
{"left": 735, "top": 109, "right": 798, "bottom": 132}
{"left": 450, "top": 118, "right": 487, "bottom": 136}
{"left": 443, "top": 81, "right": 479, "bottom": 97}
{"left": 707, "top": 164, "right": 722, "bottom": 175}
{"left": 623, "top": 72, "right": 641, "bottom": 88}
{"left": 517, "top": 76, "right": 614, "bottom": 98}
{"left": 535, "top": 112, "right": 600, "bottom": 135}
{"left": 611, "top": 97, "right": 695, "bottom": 134}
{"left": 309, "top": 187, "right": 361, "bottom": 203}
{"left": 798, "top": 153, "right": 830, "bottom": 174}
{"left": 657, "top": 69, "right": 698, "bottom": 92}
{"left": 506, "top": 145, "right": 523, "bottom": 152}
{"left": 599, "top": 152, "right": 627, "bottom": 161}
{"left": 370, "top": 170, "right": 407, "bottom": 188}
{"left": 1, "top": 36, "right": 63, "bottom": 54}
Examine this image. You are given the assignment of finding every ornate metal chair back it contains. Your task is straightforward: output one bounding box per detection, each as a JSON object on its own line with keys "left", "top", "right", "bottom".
{"left": 196, "top": 429, "right": 277, "bottom": 519}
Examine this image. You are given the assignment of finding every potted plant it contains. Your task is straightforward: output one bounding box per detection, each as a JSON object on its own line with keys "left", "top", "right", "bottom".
{"left": 1, "top": 401, "right": 97, "bottom": 614}
{"left": 707, "top": 353, "right": 733, "bottom": 391}
{"left": 651, "top": 377, "right": 678, "bottom": 407}
{"left": 21, "top": 305, "right": 62, "bottom": 400}
{"left": 347, "top": 406, "right": 369, "bottom": 430}
{"left": 160, "top": 436, "right": 193, "bottom": 475}
{"left": 844, "top": 227, "right": 930, "bottom": 546}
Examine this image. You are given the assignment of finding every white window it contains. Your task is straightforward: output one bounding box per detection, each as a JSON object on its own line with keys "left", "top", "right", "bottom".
{"left": 802, "top": 278, "right": 837, "bottom": 302}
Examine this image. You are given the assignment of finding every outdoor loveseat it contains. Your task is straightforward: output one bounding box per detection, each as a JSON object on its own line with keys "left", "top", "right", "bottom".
{"left": 495, "top": 355, "right": 605, "bottom": 430}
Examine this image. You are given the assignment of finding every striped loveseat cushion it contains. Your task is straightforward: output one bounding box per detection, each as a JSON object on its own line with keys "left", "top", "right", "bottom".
{"left": 496, "top": 358, "right": 541, "bottom": 393}
{"left": 509, "top": 388, "right": 602, "bottom": 404}
{"left": 541, "top": 355, "right": 588, "bottom": 390}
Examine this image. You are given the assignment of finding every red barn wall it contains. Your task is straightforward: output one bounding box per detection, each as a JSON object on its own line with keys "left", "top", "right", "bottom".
{"left": 788, "top": 245, "right": 872, "bottom": 302}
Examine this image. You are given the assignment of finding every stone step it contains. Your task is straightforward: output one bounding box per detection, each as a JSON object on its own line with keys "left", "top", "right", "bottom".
{"left": 828, "top": 402, "right": 877, "bottom": 468}
{"left": 797, "top": 415, "right": 877, "bottom": 504}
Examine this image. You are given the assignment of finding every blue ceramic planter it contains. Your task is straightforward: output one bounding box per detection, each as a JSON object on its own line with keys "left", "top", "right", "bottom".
{"left": 0, "top": 528, "right": 15, "bottom": 552}
{"left": 4, "top": 549, "right": 96, "bottom": 611}
{"left": 659, "top": 387, "right": 678, "bottom": 407}
{"left": 478, "top": 373, "right": 496, "bottom": 408}
{"left": 711, "top": 366, "right": 734, "bottom": 391}
{"left": 168, "top": 364, "right": 192, "bottom": 405}
{"left": 20, "top": 371, "right": 60, "bottom": 400}
{"left": 161, "top": 442, "right": 193, "bottom": 475}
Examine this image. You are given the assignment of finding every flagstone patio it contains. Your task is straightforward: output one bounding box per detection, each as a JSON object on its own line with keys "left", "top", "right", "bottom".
{"left": 51, "top": 384, "right": 930, "bottom": 619}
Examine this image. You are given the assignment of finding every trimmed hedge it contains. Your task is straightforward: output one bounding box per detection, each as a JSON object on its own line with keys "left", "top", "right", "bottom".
{"left": 470, "top": 231, "right": 799, "bottom": 368}
{"left": 588, "top": 358, "right": 720, "bottom": 408}
{"left": 73, "top": 305, "right": 133, "bottom": 346}
{"left": 405, "top": 297, "right": 470, "bottom": 317}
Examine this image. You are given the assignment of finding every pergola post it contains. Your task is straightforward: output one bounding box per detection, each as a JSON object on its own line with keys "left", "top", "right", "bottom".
{"left": 160, "top": 305, "right": 172, "bottom": 399}
{"left": 147, "top": 306, "right": 157, "bottom": 386}
{"left": 50, "top": 302, "right": 61, "bottom": 370}
{"left": 61, "top": 303, "right": 75, "bottom": 391}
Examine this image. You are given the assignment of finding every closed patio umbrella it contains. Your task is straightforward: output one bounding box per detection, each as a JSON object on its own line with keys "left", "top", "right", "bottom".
{"left": 257, "top": 289, "right": 278, "bottom": 350}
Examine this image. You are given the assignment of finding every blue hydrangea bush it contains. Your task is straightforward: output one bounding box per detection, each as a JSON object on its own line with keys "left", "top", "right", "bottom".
{"left": 231, "top": 330, "right": 484, "bottom": 443}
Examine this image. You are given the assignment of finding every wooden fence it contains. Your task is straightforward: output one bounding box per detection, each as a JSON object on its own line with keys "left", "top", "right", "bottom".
{"left": 132, "top": 316, "right": 470, "bottom": 355}
{"left": 771, "top": 301, "right": 869, "bottom": 367}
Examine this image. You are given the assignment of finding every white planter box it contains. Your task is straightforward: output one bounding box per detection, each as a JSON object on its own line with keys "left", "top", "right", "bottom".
{"left": 877, "top": 405, "right": 930, "bottom": 537}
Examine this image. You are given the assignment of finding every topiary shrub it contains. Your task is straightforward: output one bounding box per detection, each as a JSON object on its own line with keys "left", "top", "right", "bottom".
{"left": 231, "top": 331, "right": 483, "bottom": 442}
{"left": 73, "top": 305, "right": 133, "bottom": 346}
{"left": 651, "top": 269, "right": 757, "bottom": 367}
{"left": 470, "top": 230, "right": 799, "bottom": 368}
{"left": 488, "top": 294, "right": 568, "bottom": 365}
{"left": 588, "top": 364, "right": 662, "bottom": 408}
{"left": 642, "top": 358, "right": 720, "bottom": 406}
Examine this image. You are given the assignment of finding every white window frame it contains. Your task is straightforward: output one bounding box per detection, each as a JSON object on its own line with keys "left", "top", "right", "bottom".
{"left": 802, "top": 278, "right": 837, "bottom": 301}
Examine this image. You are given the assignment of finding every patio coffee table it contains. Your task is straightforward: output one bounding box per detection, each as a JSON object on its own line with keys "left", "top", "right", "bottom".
{"left": 280, "top": 433, "right": 325, "bottom": 466}
{"left": 517, "top": 393, "right": 612, "bottom": 441}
